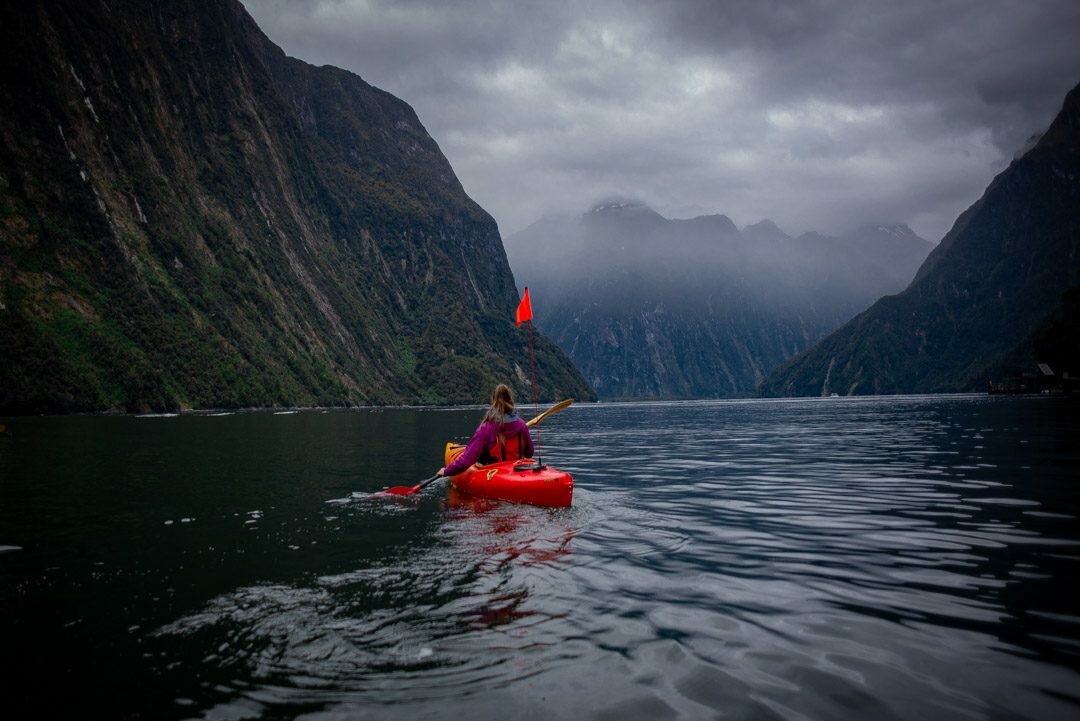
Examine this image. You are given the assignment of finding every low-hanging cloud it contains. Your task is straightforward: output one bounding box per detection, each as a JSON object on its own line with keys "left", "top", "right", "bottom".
{"left": 242, "top": 0, "right": 1080, "bottom": 241}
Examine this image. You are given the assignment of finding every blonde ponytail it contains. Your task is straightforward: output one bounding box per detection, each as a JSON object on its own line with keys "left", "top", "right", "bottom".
{"left": 483, "top": 384, "right": 515, "bottom": 424}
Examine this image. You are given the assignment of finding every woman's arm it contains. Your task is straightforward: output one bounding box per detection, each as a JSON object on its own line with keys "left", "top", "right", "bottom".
{"left": 442, "top": 422, "right": 495, "bottom": 476}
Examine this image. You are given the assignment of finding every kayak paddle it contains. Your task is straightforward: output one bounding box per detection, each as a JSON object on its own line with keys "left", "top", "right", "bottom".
{"left": 526, "top": 399, "right": 573, "bottom": 428}
{"left": 382, "top": 473, "right": 443, "bottom": 497}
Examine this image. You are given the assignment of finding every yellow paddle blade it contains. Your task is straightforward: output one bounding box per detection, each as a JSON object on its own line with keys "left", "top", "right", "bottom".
{"left": 526, "top": 399, "right": 573, "bottom": 427}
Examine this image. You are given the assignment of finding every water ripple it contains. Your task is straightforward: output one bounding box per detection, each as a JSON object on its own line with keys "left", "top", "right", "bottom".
{"left": 48, "top": 396, "right": 1079, "bottom": 719}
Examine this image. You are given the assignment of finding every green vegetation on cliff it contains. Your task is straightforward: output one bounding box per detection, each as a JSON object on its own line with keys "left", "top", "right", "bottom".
{"left": 0, "top": 0, "right": 593, "bottom": 413}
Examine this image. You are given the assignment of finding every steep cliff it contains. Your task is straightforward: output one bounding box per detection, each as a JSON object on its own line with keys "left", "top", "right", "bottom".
{"left": 759, "top": 82, "right": 1080, "bottom": 396}
{"left": 0, "top": 0, "right": 593, "bottom": 412}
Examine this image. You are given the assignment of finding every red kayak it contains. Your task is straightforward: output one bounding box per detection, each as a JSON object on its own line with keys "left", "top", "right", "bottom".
{"left": 444, "top": 443, "right": 573, "bottom": 507}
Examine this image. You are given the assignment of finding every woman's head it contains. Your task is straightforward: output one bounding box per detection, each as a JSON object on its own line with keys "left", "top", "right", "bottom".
{"left": 485, "top": 383, "right": 515, "bottom": 423}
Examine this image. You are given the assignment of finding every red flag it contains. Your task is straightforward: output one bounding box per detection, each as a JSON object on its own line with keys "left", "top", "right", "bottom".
{"left": 516, "top": 287, "right": 533, "bottom": 327}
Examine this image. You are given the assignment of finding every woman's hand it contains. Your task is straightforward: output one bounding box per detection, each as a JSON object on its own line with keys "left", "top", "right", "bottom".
{"left": 436, "top": 467, "right": 446, "bottom": 476}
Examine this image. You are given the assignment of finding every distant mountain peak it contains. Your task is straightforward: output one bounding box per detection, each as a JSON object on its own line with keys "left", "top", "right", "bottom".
{"left": 840, "top": 225, "right": 934, "bottom": 253}
{"left": 589, "top": 199, "right": 655, "bottom": 215}
{"left": 874, "top": 224, "right": 912, "bottom": 235}
{"left": 745, "top": 219, "right": 783, "bottom": 232}
{"left": 743, "top": 219, "right": 792, "bottom": 242}
{"left": 584, "top": 199, "right": 667, "bottom": 232}
{"left": 856, "top": 224, "right": 920, "bottom": 239}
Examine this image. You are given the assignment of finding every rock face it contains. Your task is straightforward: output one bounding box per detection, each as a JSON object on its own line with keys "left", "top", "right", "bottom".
{"left": 0, "top": 0, "right": 593, "bottom": 412}
{"left": 759, "top": 82, "right": 1080, "bottom": 397}
{"left": 507, "top": 202, "right": 933, "bottom": 399}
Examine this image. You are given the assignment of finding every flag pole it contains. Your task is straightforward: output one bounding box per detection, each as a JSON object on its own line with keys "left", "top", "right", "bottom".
{"left": 517, "top": 287, "right": 541, "bottom": 463}
{"left": 527, "top": 315, "right": 541, "bottom": 462}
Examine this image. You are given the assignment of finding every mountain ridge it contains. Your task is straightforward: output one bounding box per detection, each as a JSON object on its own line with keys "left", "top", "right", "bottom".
{"left": 508, "top": 203, "right": 934, "bottom": 398}
{"left": 0, "top": 0, "right": 594, "bottom": 413}
{"left": 759, "top": 81, "right": 1080, "bottom": 396}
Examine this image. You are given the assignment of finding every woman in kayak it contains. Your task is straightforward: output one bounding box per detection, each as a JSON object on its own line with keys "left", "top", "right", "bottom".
{"left": 438, "top": 383, "right": 535, "bottom": 477}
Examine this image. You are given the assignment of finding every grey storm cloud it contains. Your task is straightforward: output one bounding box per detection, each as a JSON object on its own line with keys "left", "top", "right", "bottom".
{"left": 241, "top": 0, "right": 1080, "bottom": 242}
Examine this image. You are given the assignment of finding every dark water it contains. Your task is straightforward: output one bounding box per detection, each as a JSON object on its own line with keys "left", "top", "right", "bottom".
{"left": 1, "top": 395, "right": 1079, "bottom": 720}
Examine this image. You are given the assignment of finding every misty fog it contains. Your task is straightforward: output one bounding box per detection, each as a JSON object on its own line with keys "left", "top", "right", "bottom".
{"left": 507, "top": 200, "right": 934, "bottom": 326}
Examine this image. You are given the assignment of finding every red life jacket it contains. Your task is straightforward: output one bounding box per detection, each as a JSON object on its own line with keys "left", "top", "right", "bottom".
{"left": 486, "top": 426, "right": 524, "bottom": 462}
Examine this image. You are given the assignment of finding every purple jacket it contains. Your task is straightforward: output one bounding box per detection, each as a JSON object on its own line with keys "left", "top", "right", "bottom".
{"left": 444, "top": 415, "right": 535, "bottom": 476}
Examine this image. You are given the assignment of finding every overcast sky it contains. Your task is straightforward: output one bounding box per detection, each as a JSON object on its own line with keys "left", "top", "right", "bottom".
{"left": 241, "top": 0, "right": 1080, "bottom": 242}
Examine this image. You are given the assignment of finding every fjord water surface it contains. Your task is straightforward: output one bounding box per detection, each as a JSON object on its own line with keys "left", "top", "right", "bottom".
{"left": 1, "top": 396, "right": 1078, "bottom": 720}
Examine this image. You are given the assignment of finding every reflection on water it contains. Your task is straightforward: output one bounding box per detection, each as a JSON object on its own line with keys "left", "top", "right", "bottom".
{"left": 148, "top": 482, "right": 578, "bottom": 715}
{"left": 1, "top": 396, "right": 1079, "bottom": 720}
